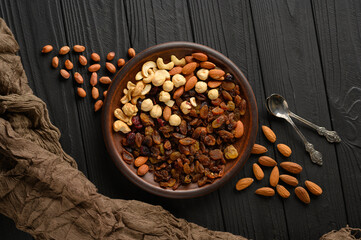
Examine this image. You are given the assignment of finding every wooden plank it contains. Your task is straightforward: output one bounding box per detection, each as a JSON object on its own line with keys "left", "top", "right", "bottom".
{"left": 187, "top": 0, "right": 288, "bottom": 239}
{"left": 250, "top": 0, "right": 348, "bottom": 238}
{"left": 123, "top": 0, "right": 225, "bottom": 231}
{"left": 311, "top": 0, "right": 361, "bottom": 227}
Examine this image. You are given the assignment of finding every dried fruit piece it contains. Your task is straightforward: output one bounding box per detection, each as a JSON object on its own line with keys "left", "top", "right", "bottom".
{"left": 179, "top": 137, "right": 196, "bottom": 146}
{"left": 277, "top": 143, "right": 292, "bottom": 157}
{"left": 51, "top": 56, "right": 59, "bottom": 68}
{"left": 65, "top": 59, "right": 73, "bottom": 70}
{"left": 94, "top": 100, "right": 103, "bottom": 112}
{"left": 224, "top": 145, "right": 238, "bottom": 160}
{"left": 41, "top": 45, "right": 53, "bottom": 53}
{"left": 262, "top": 125, "right": 276, "bottom": 143}
{"left": 60, "top": 69, "right": 70, "bottom": 79}
{"left": 253, "top": 163, "right": 264, "bottom": 180}
{"left": 59, "top": 46, "right": 70, "bottom": 55}
{"left": 122, "top": 150, "right": 134, "bottom": 164}
{"left": 74, "top": 72, "right": 84, "bottom": 84}
{"left": 134, "top": 156, "right": 148, "bottom": 167}
{"left": 236, "top": 178, "right": 254, "bottom": 191}
{"left": 137, "top": 164, "right": 149, "bottom": 176}
{"left": 258, "top": 156, "right": 277, "bottom": 167}
{"left": 117, "top": 58, "right": 125, "bottom": 67}
{"left": 90, "top": 72, "right": 98, "bottom": 86}
{"left": 212, "top": 115, "right": 226, "bottom": 129}
{"left": 269, "top": 166, "right": 279, "bottom": 187}
{"left": 276, "top": 185, "right": 290, "bottom": 199}
{"left": 280, "top": 162, "right": 302, "bottom": 174}
{"left": 305, "top": 180, "right": 322, "bottom": 195}
{"left": 106, "top": 62, "right": 116, "bottom": 74}
{"left": 209, "top": 149, "right": 223, "bottom": 160}
{"left": 255, "top": 187, "right": 275, "bottom": 197}
{"left": 107, "top": 51, "right": 115, "bottom": 61}
{"left": 91, "top": 53, "right": 100, "bottom": 62}
{"left": 88, "top": 64, "right": 101, "bottom": 72}
{"left": 221, "top": 81, "right": 235, "bottom": 91}
{"left": 73, "top": 45, "right": 85, "bottom": 52}
{"left": 279, "top": 174, "right": 298, "bottom": 186}
{"left": 251, "top": 144, "right": 268, "bottom": 154}
{"left": 77, "top": 87, "right": 86, "bottom": 98}
{"left": 128, "top": 48, "right": 136, "bottom": 57}
{"left": 295, "top": 186, "right": 310, "bottom": 204}
{"left": 79, "top": 55, "right": 88, "bottom": 66}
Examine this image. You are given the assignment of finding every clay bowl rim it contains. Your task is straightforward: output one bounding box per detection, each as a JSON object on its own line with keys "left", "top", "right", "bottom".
{"left": 102, "top": 41, "right": 258, "bottom": 199}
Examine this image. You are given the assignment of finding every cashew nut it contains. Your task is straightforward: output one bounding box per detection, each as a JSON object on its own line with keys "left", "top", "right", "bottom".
{"left": 152, "top": 70, "right": 170, "bottom": 87}
{"left": 165, "top": 100, "right": 175, "bottom": 107}
{"left": 141, "top": 99, "right": 154, "bottom": 112}
{"left": 142, "top": 61, "right": 157, "bottom": 77}
{"left": 141, "top": 84, "right": 151, "bottom": 95}
{"left": 163, "top": 80, "right": 174, "bottom": 92}
{"left": 123, "top": 88, "right": 128, "bottom": 95}
{"left": 190, "top": 97, "right": 197, "bottom": 107}
{"left": 131, "top": 96, "right": 141, "bottom": 105}
{"left": 127, "top": 81, "right": 136, "bottom": 90}
{"left": 172, "top": 74, "right": 186, "bottom": 88}
{"left": 113, "top": 120, "right": 131, "bottom": 134}
{"left": 143, "top": 69, "right": 155, "bottom": 83}
{"left": 171, "top": 55, "right": 186, "bottom": 66}
{"left": 135, "top": 71, "right": 143, "bottom": 81}
{"left": 114, "top": 108, "right": 130, "bottom": 123}
{"left": 197, "top": 69, "right": 209, "bottom": 80}
{"left": 132, "top": 81, "right": 145, "bottom": 96}
{"left": 150, "top": 104, "right": 162, "bottom": 118}
{"left": 156, "top": 57, "right": 175, "bottom": 70}
{"left": 121, "top": 95, "right": 129, "bottom": 104}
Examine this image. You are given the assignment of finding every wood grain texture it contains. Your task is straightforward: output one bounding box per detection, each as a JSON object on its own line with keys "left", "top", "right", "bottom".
{"left": 250, "top": 0, "right": 347, "bottom": 238}
{"left": 187, "top": 0, "right": 288, "bottom": 239}
{"left": 311, "top": 0, "right": 361, "bottom": 227}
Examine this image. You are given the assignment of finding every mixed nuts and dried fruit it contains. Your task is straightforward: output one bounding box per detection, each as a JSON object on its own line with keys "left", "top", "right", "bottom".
{"left": 42, "top": 44, "right": 136, "bottom": 112}
{"left": 112, "top": 52, "right": 247, "bottom": 189}
{"left": 236, "top": 125, "right": 323, "bottom": 204}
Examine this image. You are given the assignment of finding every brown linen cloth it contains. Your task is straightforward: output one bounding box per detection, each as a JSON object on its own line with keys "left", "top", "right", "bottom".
{"left": 0, "top": 18, "right": 246, "bottom": 240}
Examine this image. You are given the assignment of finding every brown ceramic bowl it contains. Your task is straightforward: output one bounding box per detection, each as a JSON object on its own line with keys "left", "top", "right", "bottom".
{"left": 102, "top": 42, "right": 258, "bottom": 199}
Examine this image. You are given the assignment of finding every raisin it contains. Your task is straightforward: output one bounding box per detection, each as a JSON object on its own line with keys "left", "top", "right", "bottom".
{"left": 152, "top": 130, "right": 161, "bottom": 145}
{"left": 140, "top": 145, "right": 150, "bottom": 156}
{"left": 190, "top": 118, "right": 199, "bottom": 126}
{"left": 126, "top": 132, "right": 135, "bottom": 145}
{"left": 200, "top": 105, "right": 208, "bottom": 119}
{"left": 211, "top": 98, "right": 222, "bottom": 106}
{"left": 164, "top": 140, "right": 171, "bottom": 150}
{"left": 234, "top": 95, "right": 242, "bottom": 105}
{"left": 140, "top": 113, "right": 155, "bottom": 126}
{"left": 212, "top": 115, "right": 226, "bottom": 128}
{"left": 135, "top": 133, "right": 143, "bottom": 148}
{"left": 222, "top": 81, "right": 235, "bottom": 90}
{"left": 209, "top": 149, "right": 224, "bottom": 160}
{"left": 217, "top": 130, "right": 234, "bottom": 141}
{"left": 204, "top": 135, "right": 216, "bottom": 146}
{"left": 222, "top": 91, "right": 233, "bottom": 101}
{"left": 212, "top": 106, "right": 224, "bottom": 115}
{"left": 122, "top": 150, "right": 134, "bottom": 164}
{"left": 179, "top": 144, "right": 191, "bottom": 155}
{"left": 183, "top": 163, "right": 191, "bottom": 174}
{"left": 227, "top": 101, "right": 235, "bottom": 111}
{"left": 179, "top": 137, "right": 196, "bottom": 145}
{"left": 240, "top": 99, "right": 247, "bottom": 115}
{"left": 180, "top": 120, "right": 187, "bottom": 135}
{"left": 172, "top": 133, "right": 185, "bottom": 139}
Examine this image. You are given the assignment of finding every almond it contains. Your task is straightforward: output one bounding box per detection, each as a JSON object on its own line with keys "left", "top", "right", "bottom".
{"left": 253, "top": 163, "right": 264, "bottom": 180}
{"left": 73, "top": 45, "right": 85, "bottom": 52}
{"left": 77, "top": 87, "right": 86, "bottom": 98}
{"left": 169, "top": 66, "right": 183, "bottom": 75}
{"left": 128, "top": 48, "right": 136, "bottom": 58}
{"left": 91, "top": 53, "right": 100, "bottom": 62}
{"left": 94, "top": 100, "right": 103, "bottom": 112}
{"left": 107, "top": 51, "right": 115, "bottom": 61}
{"left": 88, "top": 64, "right": 101, "bottom": 72}
{"left": 255, "top": 187, "right": 275, "bottom": 197}
{"left": 207, "top": 81, "right": 222, "bottom": 88}
{"left": 74, "top": 72, "right": 84, "bottom": 84}
{"left": 279, "top": 174, "right": 298, "bottom": 186}
{"left": 90, "top": 72, "right": 98, "bottom": 86}
{"left": 163, "top": 106, "right": 172, "bottom": 121}
{"left": 270, "top": 166, "right": 279, "bottom": 187}
{"left": 235, "top": 178, "right": 254, "bottom": 191}
{"left": 99, "top": 76, "right": 112, "bottom": 84}
{"left": 65, "top": 59, "right": 73, "bottom": 70}
{"left": 60, "top": 69, "right": 70, "bottom": 79}
{"left": 209, "top": 69, "right": 225, "bottom": 80}
{"left": 134, "top": 156, "right": 148, "bottom": 167}
{"left": 59, "top": 46, "right": 70, "bottom": 55}
{"left": 182, "top": 62, "right": 197, "bottom": 75}
{"left": 51, "top": 56, "right": 59, "bottom": 68}
{"left": 137, "top": 164, "right": 149, "bottom": 176}
{"left": 276, "top": 185, "right": 290, "bottom": 198}
{"left": 200, "top": 61, "right": 216, "bottom": 69}
{"left": 173, "top": 86, "right": 184, "bottom": 99}
{"left": 192, "top": 52, "right": 208, "bottom": 61}
{"left": 106, "top": 62, "right": 116, "bottom": 74}
{"left": 185, "top": 72, "right": 195, "bottom": 81}
{"left": 79, "top": 55, "right": 88, "bottom": 66}
{"left": 277, "top": 144, "right": 292, "bottom": 157}
{"left": 295, "top": 186, "right": 310, "bottom": 204}
{"left": 251, "top": 144, "right": 268, "bottom": 154}
{"left": 280, "top": 162, "right": 302, "bottom": 174}
{"left": 41, "top": 45, "right": 53, "bottom": 53}
{"left": 117, "top": 58, "right": 125, "bottom": 67}
{"left": 234, "top": 120, "right": 244, "bottom": 138}
{"left": 258, "top": 156, "right": 277, "bottom": 167}
{"left": 262, "top": 125, "right": 276, "bottom": 143}
{"left": 185, "top": 55, "right": 195, "bottom": 63}
{"left": 305, "top": 180, "right": 322, "bottom": 195}
{"left": 184, "top": 76, "right": 197, "bottom": 91}
{"left": 103, "top": 90, "right": 108, "bottom": 98}
{"left": 92, "top": 87, "right": 99, "bottom": 99}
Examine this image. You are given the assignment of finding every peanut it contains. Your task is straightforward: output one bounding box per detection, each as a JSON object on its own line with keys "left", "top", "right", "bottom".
{"left": 92, "top": 87, "right": 99, "bottom": 99}
{"left": 128, "top": 48, "right": 136, "bottom": 57}
{"left": 106, "top": 62, "right": 116, "bottom": 74}
{"left": 94, "top": 100, "right": 103, "bottom": 112}
{"left": 90, "top": 72, "right": 98, "bottom": 86}
{"left": 52, "top": 56, "right": 59, "bottom": 68}
{"left": 137, "top": 164, "right": 149, "bottom": 176}
{"left": 60, "top": 69, "right": 70, "bottom": 79}
{"left": 91, "top": 53, "right": 100, "bottom": 62}
{"left": 107, "top": 51, "right": 115, "bottom": 61}
{"left": 79, "top": 55, "right": 87, "bottom": 66}
{"left": 74, "top": 72, "right": 84, "bottom": 84}
{"left": 77, "top": 87, "right": 86, "bottom": 98}
{"left": 41, "top": 45, "right": 53, "bottom": 53}
{"left": 117, "top": 58, "right": 125, "bottom": 67}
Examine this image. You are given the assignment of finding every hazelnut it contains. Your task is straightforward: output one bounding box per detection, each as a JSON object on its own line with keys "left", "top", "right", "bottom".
{"left": 113, "top": 120, "right": 131, "bottom": 133}
{"left": 169, "top": 114, "right": 181, "bottom": 126}
{"left": 163, "top": 80, "right": 174, "bottom": 92}
{"left": 159, "top": 91, "right": 171, "bottom": 103}
{"left": 190, "top": 97, "right": 197, "bottom": 107}
{"left": 141, "top": 99, "right": 154, "bottom": 112}
{"left": 195, "top": 81, "right": 207, "bottom": 93}
{"left": 150, "top": 104, "right": 162, "bottom": 118}
{"left": 152, "top": 70, "right": 169, "bottom": 86}
{"left": 208, "top": 89, "right": 219, "bottom": 100}
{"left": 180, "top": 101, "right": 192, "bottom": 115}
{"left": 122, "top": 103, "right": 138, "bottom": 117}
{"left": 172, "top": 74, "right": 186, "bottom": 88}
{"left": 197, "top": 69, "right": 209, "bottom": 80}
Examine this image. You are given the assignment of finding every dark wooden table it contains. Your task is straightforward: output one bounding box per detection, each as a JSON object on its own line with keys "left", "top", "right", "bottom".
{"left": 1, "top": 0, "right": 360, "bottom": 239}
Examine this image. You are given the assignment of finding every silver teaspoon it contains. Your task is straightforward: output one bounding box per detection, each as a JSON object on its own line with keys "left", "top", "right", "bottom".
{"left": 266, "top": 94, "right": 323, "bottom": 165}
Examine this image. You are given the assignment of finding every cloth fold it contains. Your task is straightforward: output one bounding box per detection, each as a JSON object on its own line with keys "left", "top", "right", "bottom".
{"left": 0, "top": 18, "right": 246, "bottom": 240}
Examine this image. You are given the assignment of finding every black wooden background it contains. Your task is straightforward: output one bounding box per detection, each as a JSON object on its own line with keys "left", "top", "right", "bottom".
{"left": 1, "top": 0, "right": 360, "bottom": 239}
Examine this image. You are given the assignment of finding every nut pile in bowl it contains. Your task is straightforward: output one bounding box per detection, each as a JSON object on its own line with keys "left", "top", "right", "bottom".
{"left": 113, "top": 52, "right": 247, "bottom": 190}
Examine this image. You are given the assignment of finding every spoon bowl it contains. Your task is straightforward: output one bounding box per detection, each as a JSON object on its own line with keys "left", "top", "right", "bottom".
{"left": 266, "top": 94, "right": 290, "bottom": 119}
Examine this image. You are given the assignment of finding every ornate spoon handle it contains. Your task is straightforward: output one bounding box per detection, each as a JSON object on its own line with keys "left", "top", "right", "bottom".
{"left": 289, "top": 112, "right": 341, "bottom": 143}
{"left": 284, "top": 116, "right": 323, "bottom": 166}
